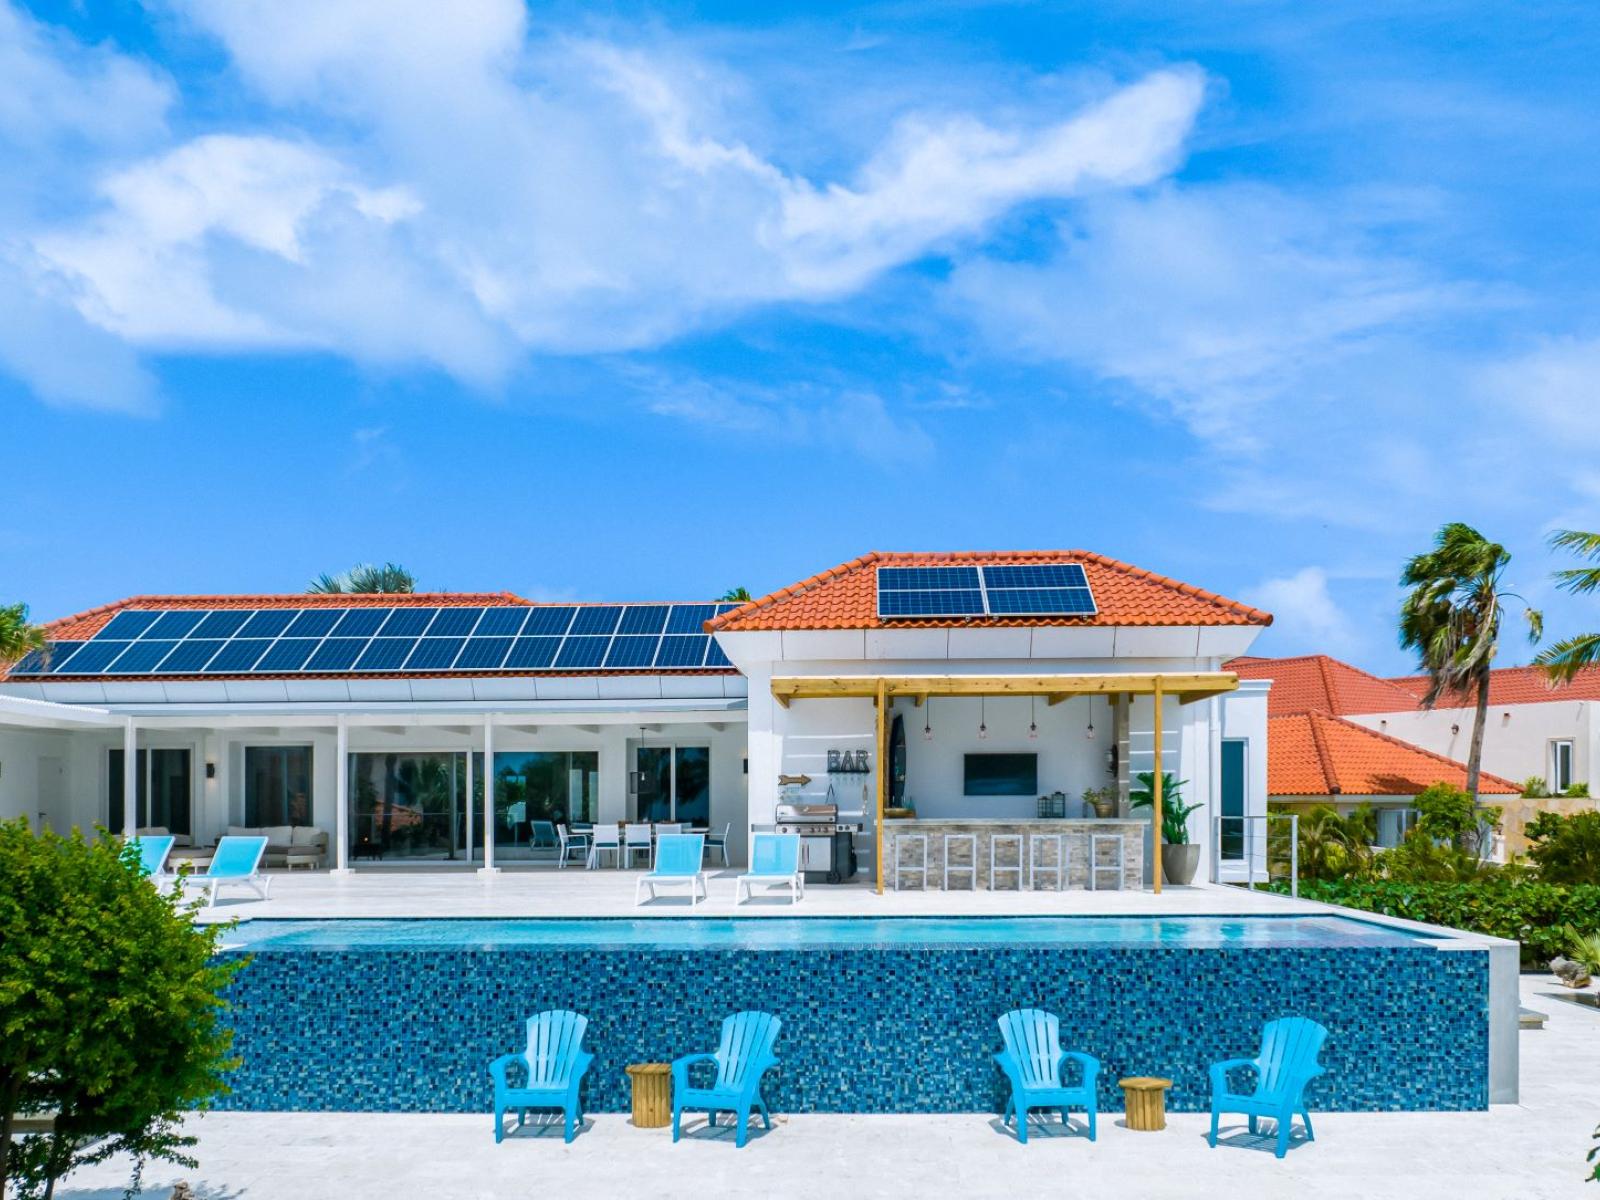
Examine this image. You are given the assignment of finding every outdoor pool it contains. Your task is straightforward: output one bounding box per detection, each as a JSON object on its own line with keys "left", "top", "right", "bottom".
{"left": 215, "top": 914, "right": 1490, "bottom": 1115}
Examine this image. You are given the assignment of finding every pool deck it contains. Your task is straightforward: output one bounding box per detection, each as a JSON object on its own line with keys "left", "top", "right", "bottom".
{"left": 197, "top": 865, "right": 1333, "bottom": 921}
{"left": 55, "top": 974, "right": 1595, "bottom": 1200}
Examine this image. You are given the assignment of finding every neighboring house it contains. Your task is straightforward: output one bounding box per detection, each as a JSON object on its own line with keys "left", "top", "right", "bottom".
{"left": 1230, "top": 654, "right": 1599, "bottom": 858}
{"left": 0, "top": 549, "right": 1275, "bottom": 887}
{"left": 1267, "top": 708, "right": 1519, "bottom": 849}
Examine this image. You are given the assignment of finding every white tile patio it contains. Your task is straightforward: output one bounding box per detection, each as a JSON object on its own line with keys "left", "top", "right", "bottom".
{"left": 53, "top": 977, "right": 1597, "bottom": 1200}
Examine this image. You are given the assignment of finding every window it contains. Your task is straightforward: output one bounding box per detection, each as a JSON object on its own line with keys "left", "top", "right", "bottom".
{"left": 109, "top": 748, "right": 192, "bottom": 835}
{"left": 1551, "top": 740, "right": 1575, "bottom": 794}
{"left": 484, "top": 751, "right": 599, "bottom": 857}
{"left": 1377, "top": 807, "right": 1419, "bottom": 849}
{"left": 1219, "top": 739, "right": 1246, "bottom": 860}
{"left": 634, "top": 746, "right": 710, "bottom": 823}
{"left": 353, "top": 751, "right": 469, "bottom": 860}
{"left": 245, "top": 746, "right": 313, "bottom": 827}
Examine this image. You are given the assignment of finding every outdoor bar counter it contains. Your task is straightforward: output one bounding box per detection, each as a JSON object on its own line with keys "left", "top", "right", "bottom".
{"left": 880, "top": 817, "right": 1146, "bottom": 890}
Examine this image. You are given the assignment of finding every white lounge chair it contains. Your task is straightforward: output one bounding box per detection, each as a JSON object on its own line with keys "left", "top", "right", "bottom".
{"left": 183, "top": 835, "right": 271, "bottom": 906}
{"left": 635, "top": 835, "right": 708, "bottom": 907}
{"left": 735, "top": 833, "right": 804, "bottom": 905}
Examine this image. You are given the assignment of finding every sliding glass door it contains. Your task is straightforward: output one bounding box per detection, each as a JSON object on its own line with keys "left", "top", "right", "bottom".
{"left": 474, "top": 750, "right": 599, "bottom": 861}
{"left": 349, "top": 752, "right": 470, "bottom": 862}
{"left": 633, "top": 746, "right": 710, "bottom": 824}
{"left": 109, "top": 748, "right": 192, "bottom": 836}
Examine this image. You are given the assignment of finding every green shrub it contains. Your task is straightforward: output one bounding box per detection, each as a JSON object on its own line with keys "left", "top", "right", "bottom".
{"left": 1521, "top": 776, "right": 1551, "bottom": 799}
{"left": 0, "top": 820, "right": 244, "bottom": 1199}
{"left": 1526, "top": 810, "right": 1600, "bottom": 884}
{"left": 1565, "top": 781, "right": 1591, "bottom": 798}
{"left": 1291, "top": 877, "right": 1600, "bottom": 966}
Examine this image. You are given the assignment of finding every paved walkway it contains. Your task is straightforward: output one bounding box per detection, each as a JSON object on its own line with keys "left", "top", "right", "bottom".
{"left": 55, "top": 977, "right": 1598, "bottom": 1200}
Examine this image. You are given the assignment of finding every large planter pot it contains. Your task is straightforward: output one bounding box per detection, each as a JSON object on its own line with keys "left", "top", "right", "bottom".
{"left": 1161, "top": 843, "right": 1201, "bottom": 886}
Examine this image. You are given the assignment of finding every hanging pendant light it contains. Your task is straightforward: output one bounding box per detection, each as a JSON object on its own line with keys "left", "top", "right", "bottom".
{"left": 923, "top": 698, "right": 933, "bottom": 741}
{"left": 978, "top": 696, "right": 988, "bottom": 740}
{"left": 1028, "top": 695, "right": 1038, "bottom": 740}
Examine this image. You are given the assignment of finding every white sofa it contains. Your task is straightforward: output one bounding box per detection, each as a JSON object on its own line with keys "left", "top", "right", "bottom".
{"left": 226, "top": 824, "right": 328, "bottom": 869}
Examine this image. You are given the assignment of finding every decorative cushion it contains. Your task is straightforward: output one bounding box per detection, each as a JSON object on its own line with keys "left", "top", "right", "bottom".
{"left": 264, "top": 825, "right": 295, "bottom": 846}
{"left": 291, "top": 825, "right": 325, "bottom": 846}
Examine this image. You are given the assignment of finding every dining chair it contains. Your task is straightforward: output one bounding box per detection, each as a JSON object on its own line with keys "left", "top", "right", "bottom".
{"left": 587, "top": 824, "right": 621, "bottom": 869}
{"left": 624, "top": 823, "right": 654, "bottom": 868}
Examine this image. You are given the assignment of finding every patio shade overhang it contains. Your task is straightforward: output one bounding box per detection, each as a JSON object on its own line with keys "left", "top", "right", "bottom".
{"left": 770, "top": 671, "right": 1240, "bottom": 707}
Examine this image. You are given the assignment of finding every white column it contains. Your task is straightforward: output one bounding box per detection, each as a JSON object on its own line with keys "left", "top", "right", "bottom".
{"left": 121, "top": 717, "right": 137, "bottom": 839}
{"left": 478, "top": 714, "right": 499, "bottom": 875}
{"left": 464, "top": 745, "right": 475, "bottom": 865}
{"left": 332, "top": 716, "right": 351, "bottom": 875}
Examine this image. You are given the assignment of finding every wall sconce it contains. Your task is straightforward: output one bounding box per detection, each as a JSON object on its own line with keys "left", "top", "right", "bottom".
{"left": 1450, "top": 724, "right": 1460, "bottom": 735}
{"left": 205, "top": 761, "right": 217, "bottom": 779}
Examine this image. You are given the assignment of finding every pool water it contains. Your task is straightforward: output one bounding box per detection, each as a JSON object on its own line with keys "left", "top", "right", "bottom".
{"left": 224, "top": 913, "right": 1439, "bottom": 952}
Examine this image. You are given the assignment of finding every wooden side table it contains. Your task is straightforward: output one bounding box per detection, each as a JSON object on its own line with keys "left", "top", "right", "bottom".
{"left": 1118, "top": 1076, "right": 1173, "bottom": 1131}
{"left": 625, "top": 1063, "right": 672, "bottom": 1128}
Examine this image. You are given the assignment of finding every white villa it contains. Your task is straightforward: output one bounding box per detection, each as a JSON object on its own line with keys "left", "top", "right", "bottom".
{"left": 0, "top": 550, "right": 1276, "bottom": 889}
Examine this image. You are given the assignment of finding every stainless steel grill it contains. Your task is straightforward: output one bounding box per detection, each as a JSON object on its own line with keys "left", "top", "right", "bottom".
{"left": 775, "top": 802, "right": 861, "bottom": 835}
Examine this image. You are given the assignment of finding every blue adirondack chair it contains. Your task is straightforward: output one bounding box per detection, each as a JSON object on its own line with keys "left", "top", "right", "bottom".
{"left": 129, "top": 834, "right": 175, "bottom": 879}
{"left": 994, "top": 1009, "right": 1100, "bottom": 1143}
{"left": 671, "top": 1011, "right": 782, "bottom": 1148}
{"left": 489, "top": 1010, "right": 595, "bottom": 1144}
{"left": 1208, "top": 1016, "right": 1328, "bottom": 1158}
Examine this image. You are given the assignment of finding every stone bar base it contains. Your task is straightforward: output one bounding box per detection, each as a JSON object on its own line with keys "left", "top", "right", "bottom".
{"left": 880, "top": 818, "right": 1146, "bottom": 890}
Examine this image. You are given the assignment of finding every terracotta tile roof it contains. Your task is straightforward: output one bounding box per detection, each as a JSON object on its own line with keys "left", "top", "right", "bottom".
{"left": 1387, "top": 665, "right": 1600, "bottom": 707}
{"left": 1268, "top": 710, "right": 1520, "bottom": 797}
{"left": 1228, "top": 655, "right": 1423, "bottom": 716}
{"left": 42, "top": 592, "right": 526, "bottom": 641}
{"left": 707, "top": 550, "right": 1272, "bottom": 632}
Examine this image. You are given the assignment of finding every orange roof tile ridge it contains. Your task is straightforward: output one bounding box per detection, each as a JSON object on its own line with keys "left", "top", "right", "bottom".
{"left": 1304, "top": 711, "right": 1341, "bottom": 795}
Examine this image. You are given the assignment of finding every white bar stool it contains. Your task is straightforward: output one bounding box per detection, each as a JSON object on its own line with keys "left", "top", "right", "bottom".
{"left": 942, "top": 833, "right": 977, "bottom": 891}
{"left": 1089, "top": 832, "right": 1125, "bottom": 891}
{"left": 989, "top": 833, "right": 1024, "bottom": 891}
{"left": 895, "top": 833, "right": 929, "bottom": 891}
{"left": 1028, "top": 832, "right": 1067, "bottom": 891}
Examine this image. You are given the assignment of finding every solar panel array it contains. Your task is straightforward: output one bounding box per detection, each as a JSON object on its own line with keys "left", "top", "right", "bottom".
{"left": 9, "top": 604, "right": 739, "bottom": 677}
{"left": 876, "top": 563, "right": 1096, "bottom": 619}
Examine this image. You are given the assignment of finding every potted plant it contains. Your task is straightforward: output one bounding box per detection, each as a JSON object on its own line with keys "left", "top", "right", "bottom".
{"left": 1129, "top": 771, "right": 1203, "bottom": 885}
{"left": 1082, "top": 786, "right": 1118, "bottom": 820}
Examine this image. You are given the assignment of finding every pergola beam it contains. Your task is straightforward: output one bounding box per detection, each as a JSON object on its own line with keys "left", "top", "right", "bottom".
{"left": 772, "top": 672, "right": 1237, "bottom": 704}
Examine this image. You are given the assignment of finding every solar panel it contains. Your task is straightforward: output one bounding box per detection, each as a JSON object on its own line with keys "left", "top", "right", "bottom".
{"left": 97, "top": 611, "right": 161, "bottom": 640}
{"left": 555, "top": 637, "right": 609, "bottom": 669}
{"left": 454, "top": 637, "right": 512, "bottom": 670}
{"left": 404, "top": 637, "right": 464, "bottom": 671}
{"left": 109, "top": 640, "right": 179, "bottom": 672}
{"left": 330, "top": 608, "right": 391, "bottom": 638}
{"left": 504, "top": 636, "right": 560, "bottom": 669}
{"left": 985, "top": 587, "right": 1097, "bottom": 615}
{"left": 604, "top": 635, "right": 658, "bottom": 668}
{"left": 306, "top": 637, "right": 370, "bottom": 672}
{"left": 153, "top": 639, "right": 225, "bottom": 673}
{"left": 284, "top": 609, "right": 345, "bottom": 638}
{"left": 12, "top": 602, "right": 741, "bottom": 677}
{"left": 192, "top": 610, "right": 252, "bottom": 639}
{"left": 425, "top": 608, "right": 483, "bottom": 637}
{"left": 569, "top": 606, "right": 621, "bottom": 636}
{"left": 876, "top": 563, "right": 1097, "bottom": 619}
{"left": 879, "top": 589, "right": 985, "bottom": 617}
{"left": 656, "top": 635, "right": 708, "bottom": 667}
{"left": 354, "top": 638, "right": 413, "bottom": 672}
{"left": 473, "top": 608, "right": 528, "bottom": 637}
{"left": 255, "top": 639, "right": 318, "bottom": 672}
{"left": 204, "top": 639, "right": 271, "bottom": 673}
{"left": 522, "top": 607, "right": 576, "bottom": 636}
{"left": 238, "top": 610, "right": 297, "bottom": 638}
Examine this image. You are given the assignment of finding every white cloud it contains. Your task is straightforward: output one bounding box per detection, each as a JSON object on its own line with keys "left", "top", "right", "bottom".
{"left": 3, "top": 0, "right": 1209, "bottom": 406}
{"left": 1251, "top": 566, "right": 1364, "bottom": 659}
{"left": 1479, "top": 335, "right": 1600, "bottom": 451}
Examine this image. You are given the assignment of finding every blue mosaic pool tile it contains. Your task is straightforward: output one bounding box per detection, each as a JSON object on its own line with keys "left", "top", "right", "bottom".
{"left": 213, "top": 944, "right": 1489, "bottom": 1114}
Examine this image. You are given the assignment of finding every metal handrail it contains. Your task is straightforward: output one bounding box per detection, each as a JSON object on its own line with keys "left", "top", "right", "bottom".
{"left": 1211, "top": 813, "right": 1299, "bottom": 897}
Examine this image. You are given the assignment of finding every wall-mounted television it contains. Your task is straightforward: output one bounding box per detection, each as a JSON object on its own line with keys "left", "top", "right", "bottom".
{"left": 963, "top": 753, "right": 1038, "bottom": 797}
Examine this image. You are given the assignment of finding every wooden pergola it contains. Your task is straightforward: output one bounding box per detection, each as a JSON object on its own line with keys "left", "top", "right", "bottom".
{"left": 769, "top": 672, "right": 1240, "bottom": 895}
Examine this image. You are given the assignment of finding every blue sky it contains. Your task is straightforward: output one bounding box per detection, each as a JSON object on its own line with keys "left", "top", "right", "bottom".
{"left": 4, "top": 0, "right": 1598, "bottom": 673}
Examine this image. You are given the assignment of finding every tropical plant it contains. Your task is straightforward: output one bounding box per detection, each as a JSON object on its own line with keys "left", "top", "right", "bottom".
{"left": 1536, "top": 529, "right": 1600, "bottom": 682}
{"left": 1526, "top": 810, "right": 1600, "bottom": 885}
{"left": 0, "top": 820, "right": 243, "bottom": 1199}
{"left": 0, "top": 603, "right": 46, "bottom": 668}
{"left": 1399, "top": 522, "right": 1541, "bottom": 802}
{"left": 1522, "top": 776, "right": 1552, "bottom": 798}
{"left": 308, "top": 562, "right": 416, "bottom": 594}
{"left": 718, "top": 587, "right": 752, "bottom": 602}
{"left": 1567, "top": 781, "right": 1591, "bottom": 799}
{"left": 1127, "top": 771, "right": 1200, "bottom": 844}
{"left": 1562, "top": 924, "right": 1600, "bottom": 975}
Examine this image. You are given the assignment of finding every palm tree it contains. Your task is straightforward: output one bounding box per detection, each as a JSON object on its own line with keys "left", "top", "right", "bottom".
{"left": 308, "top": 562, "right": 416, "bottom": 594}
{"left": 1400, "top": 522, "right": 1541, "bottom": 801}
{"left": 0, "top": 602, "right": 47, "bottom": 666}
{"left": 1536, "top": 529, "right": 1600, "bottom": 682}
{"left": 719, "top": 587, "right": 752, "bottom": 602}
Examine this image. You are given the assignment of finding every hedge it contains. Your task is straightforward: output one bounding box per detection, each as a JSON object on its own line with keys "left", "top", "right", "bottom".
{"left": 1292, "top": 879, "right": 1600, "bottom": 967}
